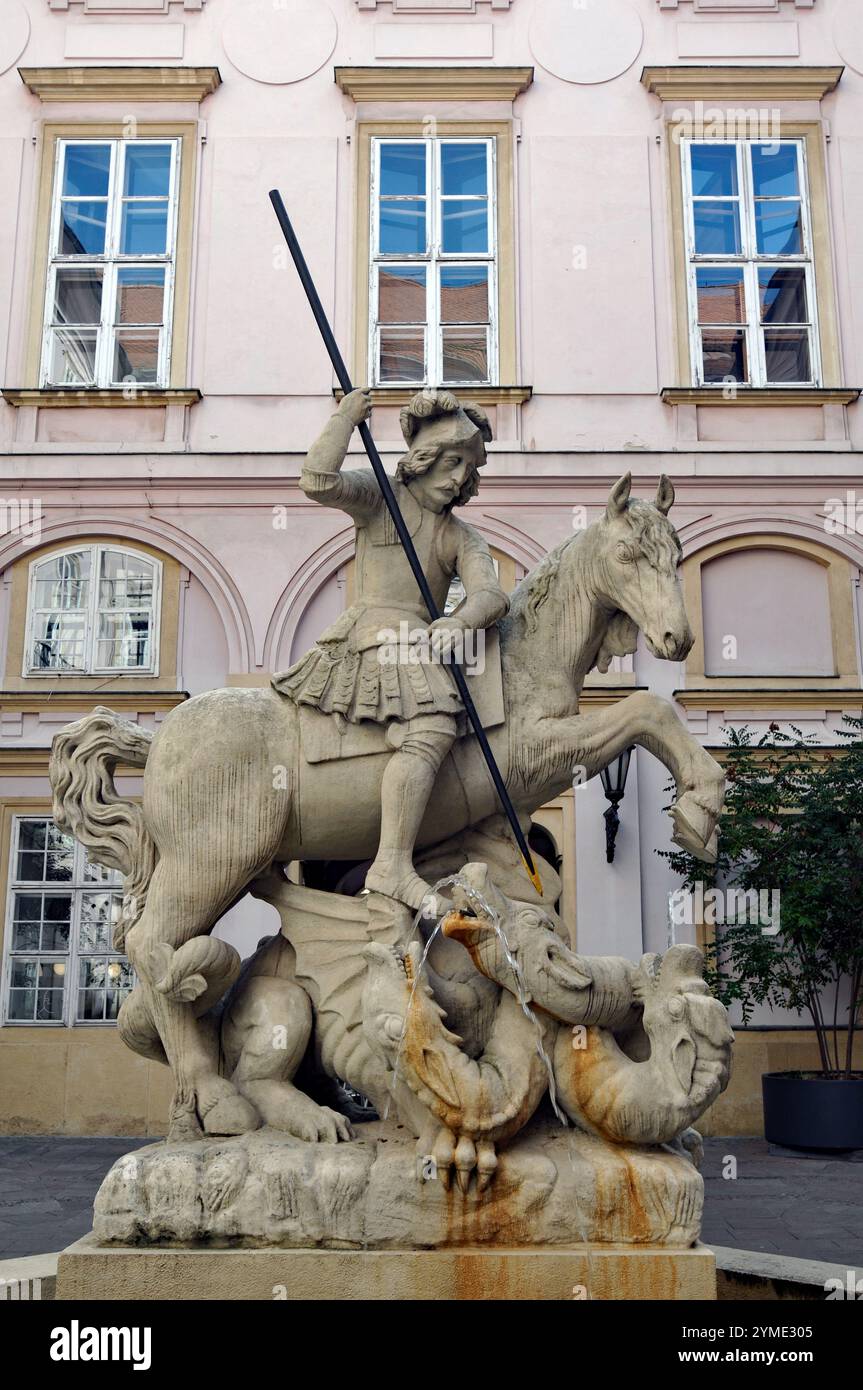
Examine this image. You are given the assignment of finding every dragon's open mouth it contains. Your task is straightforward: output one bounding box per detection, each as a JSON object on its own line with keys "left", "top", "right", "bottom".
{"left": 448, "top": 882, "right": 492, "bottom": 924}
{"left": 441, "top": 907, "right": 491, "bottom": 945}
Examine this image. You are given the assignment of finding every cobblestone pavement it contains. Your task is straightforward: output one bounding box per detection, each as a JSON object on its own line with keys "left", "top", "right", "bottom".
{"left": 700, "top": 1136, "right": 863, "bottom": 1266}
{"left": 0, "top": 1135, "right": 861, "bottom": 1264}
{"left": 0, "top": 1136, "right": 152, "bottom": 1259}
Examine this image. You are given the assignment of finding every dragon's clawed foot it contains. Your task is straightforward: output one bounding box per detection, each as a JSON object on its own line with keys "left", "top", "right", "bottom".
{"left": 417, "top": 1126, "right": 498, "bottom": 1195}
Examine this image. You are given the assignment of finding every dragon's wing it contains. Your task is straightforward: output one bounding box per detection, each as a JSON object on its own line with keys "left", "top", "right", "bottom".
{"left": 250, "top": 877, "right": 406, "bottom": 1088}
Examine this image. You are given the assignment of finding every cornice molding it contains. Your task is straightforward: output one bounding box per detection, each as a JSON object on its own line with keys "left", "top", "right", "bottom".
{"left": 335, "top": 66, "right": 534, "bottom": 103}
{"left": 333, "top": 385, "right": 532, "bottom": 406}
{"left": 580, "top": 685, "right": 647, "bottom": 709}
{"left": 18, "top": 66, "right": 221, "bottom": 103}
{"left": 641, "top": 65, "right": 843, "bottom": 102}
{"left": 706, "top": 746, "right": 853, "bottom": 770}
{"left": 0, "top": 691, "right": 188, "bottom": 715}
{"left": 353, "top": 1, "right": 513, "bottom": 8}
{"left": 2, "top": 388, "right": 202, "bottom": 409}
{"left": 675, "top": 688, "right": 863, "bottom": 711}
{"left": 661, "top": 387, "right": 861, "bottom": 407}
{"left": 0, "top": 747, "right": 145, "bottom": 779}
{"left": 656, "top": 1, "right": 818, "bottom": 9}
{"left": 48, "top": 2, "right": 206, "bottom": 9}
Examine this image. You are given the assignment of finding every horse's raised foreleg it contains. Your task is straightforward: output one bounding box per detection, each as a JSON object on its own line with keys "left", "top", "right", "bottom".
{"left": 537, "top": 691, "right": 725, "bottom": 860}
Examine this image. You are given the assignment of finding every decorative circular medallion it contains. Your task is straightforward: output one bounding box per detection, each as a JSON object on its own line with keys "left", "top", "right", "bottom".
{"left": 528, "top": 0, "right": 643, "bottom": 86}
{"left": 0, "top": 1, "right": 30, "bottom": 78}
{"left": 222, "top": 0, "right": 338, "bottom": 86}
{"left": 833, "top": 0, "right": 863, "bottom": 77}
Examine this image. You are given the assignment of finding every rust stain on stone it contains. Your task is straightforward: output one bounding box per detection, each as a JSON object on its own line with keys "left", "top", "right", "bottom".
{"left": 561, "top": 1026, "right": 628, "bottom": 1143}
{"left": 440, "top": 908, "right": 487, "bottom": 976}
{"left": 437, "top": 1150, "right": 536, "bottom": 1250}
{"left": 618, "top": 1150, "right": 652, "bottom": 1243}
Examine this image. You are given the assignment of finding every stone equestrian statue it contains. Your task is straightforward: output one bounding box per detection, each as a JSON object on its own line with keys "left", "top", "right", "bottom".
{"left": 273, "top": 387, "right": 509, "bottom": 910}
{"left": 49, "top": 389, "right": 732, "bottom": 1253}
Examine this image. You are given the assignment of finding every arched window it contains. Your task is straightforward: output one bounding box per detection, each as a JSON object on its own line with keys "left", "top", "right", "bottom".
{"left": 26, "top": 544, "right": 161, "bottom": 675}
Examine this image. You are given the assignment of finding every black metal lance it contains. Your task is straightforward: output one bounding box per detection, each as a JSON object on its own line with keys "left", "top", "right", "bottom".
{"left": 269, "top": 188, "right": 541, "bottom": 896}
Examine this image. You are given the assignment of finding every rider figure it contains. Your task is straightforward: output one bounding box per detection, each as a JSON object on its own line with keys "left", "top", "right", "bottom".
{"left": 273, "top": 387, "right": 509, "bottom": 909}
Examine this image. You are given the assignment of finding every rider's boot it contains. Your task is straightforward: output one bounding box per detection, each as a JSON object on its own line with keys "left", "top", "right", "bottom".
{"left": 365, "top": 726, "right": 454, "bottom": 910}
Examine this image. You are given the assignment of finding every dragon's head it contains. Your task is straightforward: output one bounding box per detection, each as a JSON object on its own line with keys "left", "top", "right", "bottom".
{"left": 633, "top": 945, "right": 735, "bottom": 1101}
{"left": 362, "top": 941, "right": 459, "bottom": 1045}
{"left": 441, "top": 862, "right": 592, "bottom": 1020}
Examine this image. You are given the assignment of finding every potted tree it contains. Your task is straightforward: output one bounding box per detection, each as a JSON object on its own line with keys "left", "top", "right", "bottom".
{"left": 661, "top": 716, "right": 863, "bottom": 1151}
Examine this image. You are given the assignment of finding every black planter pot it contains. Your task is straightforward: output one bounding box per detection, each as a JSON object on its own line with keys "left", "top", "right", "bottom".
{"left": 762, "top": 1071, "right": 863, "bottom": 1151}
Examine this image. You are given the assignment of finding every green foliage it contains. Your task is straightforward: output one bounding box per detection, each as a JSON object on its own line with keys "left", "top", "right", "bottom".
{"left": 660, "top": 716, "right": 863, "bottom": 1078}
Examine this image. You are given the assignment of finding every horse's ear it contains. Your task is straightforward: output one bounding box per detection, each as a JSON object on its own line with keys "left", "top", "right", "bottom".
{"left": 656, "top": 475, "right": 675, "bottom": 515}
{"left": 606, "top": 473, "right": 631, "bottom": 519}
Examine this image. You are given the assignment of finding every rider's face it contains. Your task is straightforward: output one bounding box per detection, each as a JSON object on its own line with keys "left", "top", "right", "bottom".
{"left": 408, "top": 435, "right": 482, "bottom": 513}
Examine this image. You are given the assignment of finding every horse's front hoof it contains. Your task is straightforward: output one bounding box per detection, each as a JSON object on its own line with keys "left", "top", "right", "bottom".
{"left": 677, "top": 825, "right": 718, "bottom": 865}
{"left": 700, "top": 828, "right": 719, "bottom": 864}
{"left": 671, "top": 795, "right": 717, "bottom": 862}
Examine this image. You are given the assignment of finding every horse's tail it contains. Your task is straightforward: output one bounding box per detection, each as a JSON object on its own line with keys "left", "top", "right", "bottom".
{"left": 49, "top": 706, "right": 157, "bottom": 949}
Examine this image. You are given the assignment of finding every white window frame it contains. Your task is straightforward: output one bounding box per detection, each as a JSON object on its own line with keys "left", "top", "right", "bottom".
{"left": 369, "top": 136, "right": 498, "bottom": 388}
{"left": 40, "top": 137, "right": 181, "bottom": 389}
{"left": 1, "top": 817, "right": 133, "bottom": 1029}
{"left": 24, "top": 542, "right": 162, "bottom": 677}
{"left": 681, "top": 137, "right": 821, "bottom": 388}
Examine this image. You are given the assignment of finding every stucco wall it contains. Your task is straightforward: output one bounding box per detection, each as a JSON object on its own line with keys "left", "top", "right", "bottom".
{"left": 1, "top": 0, "right": 861, "bottom": 1136}
{"left": 2, "top": 1024, "right": 859, "bottom": 1140}
{"left": 0, "top": 1026, "right": 170, "bottom": 1137}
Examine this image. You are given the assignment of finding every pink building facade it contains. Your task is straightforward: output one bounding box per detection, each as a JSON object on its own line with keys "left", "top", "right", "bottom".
{"left": 1, "top": 0, "right": 861, "bottom": 1136}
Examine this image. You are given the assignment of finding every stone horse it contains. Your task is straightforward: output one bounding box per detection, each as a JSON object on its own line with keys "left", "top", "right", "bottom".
{"left": 49, "top": 473, "right": 726, "bottom": 1140}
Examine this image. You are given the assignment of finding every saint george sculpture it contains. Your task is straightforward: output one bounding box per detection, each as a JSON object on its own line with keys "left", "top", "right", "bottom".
{"left": 49, "top": 389, "right": 733, "bottom": 1256}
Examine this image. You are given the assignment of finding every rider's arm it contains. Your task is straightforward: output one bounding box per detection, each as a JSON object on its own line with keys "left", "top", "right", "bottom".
{"left": 447, "top": 520, "right": 510, "bottom": 631}
{"left": 300, "top": 389, "right": 380, "bottom": 521}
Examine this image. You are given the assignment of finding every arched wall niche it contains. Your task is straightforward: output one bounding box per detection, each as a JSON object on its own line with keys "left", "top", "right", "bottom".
{"left": 702, "top": 548, "right": 833, "bottom": 678}
{"left": 680, "top": 531, "right": 861, "bottom": 690}
{"left": 265, "top": 517, "right": 544, "bottom": 673}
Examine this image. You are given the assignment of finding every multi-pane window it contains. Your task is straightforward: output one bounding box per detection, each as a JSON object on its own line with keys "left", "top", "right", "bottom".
{"left": 41, "top": 139, "right": 180, "bottom": 388}
{"left": 26, "top": 543, "right": 160, "bottom": 674}
{"left": 682, "top": 140, "right": 820, "bottom": 387}
{"left": 2, "top": 818, "right": 134, "bottom": 1026}
{"left": 370, "top": 138, "right": 497, "bottom": 387}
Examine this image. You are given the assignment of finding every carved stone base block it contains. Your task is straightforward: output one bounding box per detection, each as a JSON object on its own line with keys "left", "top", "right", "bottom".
{"left": 57, "top": 1239, "right": 717, "bottom": 1301}
{"left": 88, "top": 1119, "right": 704, "bottom": 1249}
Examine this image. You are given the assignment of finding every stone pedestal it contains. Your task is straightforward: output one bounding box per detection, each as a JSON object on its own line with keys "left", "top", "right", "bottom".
{"left": 56, "top": 1118, "right": 716, "bottom": 1299}
{"left": 57, "top": 1239, "right": 716, "bottom": 1301}
{"left": 88, "top": 1120, "right": 704, "bottom": 1249}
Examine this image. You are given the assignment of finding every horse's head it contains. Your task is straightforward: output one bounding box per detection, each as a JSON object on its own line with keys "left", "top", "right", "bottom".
{"left": 595, "top": 473, "right": 692, "bottom": 663}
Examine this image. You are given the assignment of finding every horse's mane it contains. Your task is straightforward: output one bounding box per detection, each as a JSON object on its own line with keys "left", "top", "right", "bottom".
{"left": 509, "top": 536, "right": 575, "bottom": 634}
{"left": 511, "top": 502, "right": 681, "bottom": 629}
{"left": 624, "top": 499, "right": 683, "bottom": 569}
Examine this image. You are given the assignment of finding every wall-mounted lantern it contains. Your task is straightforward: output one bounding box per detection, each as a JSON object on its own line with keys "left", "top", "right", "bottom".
{"left": 599, "top": 747, "right": 633, "bottom": 864}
